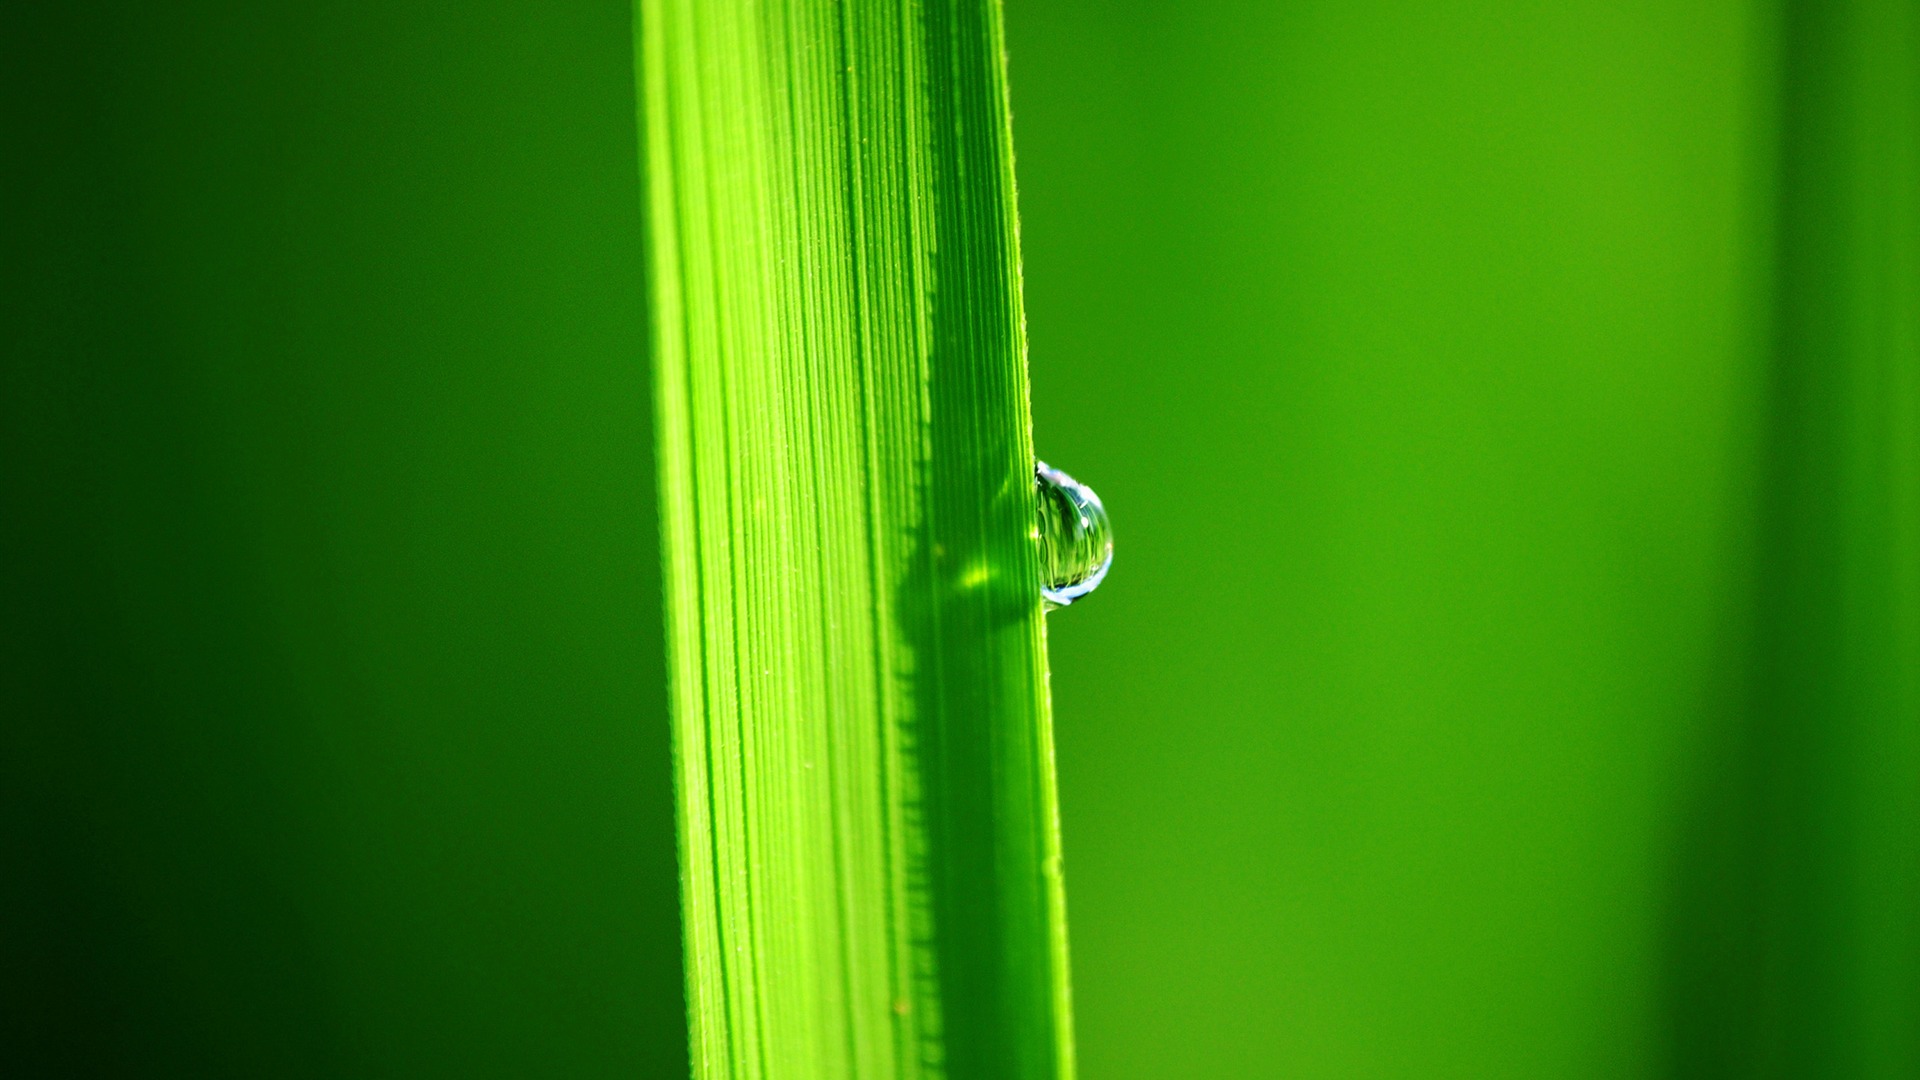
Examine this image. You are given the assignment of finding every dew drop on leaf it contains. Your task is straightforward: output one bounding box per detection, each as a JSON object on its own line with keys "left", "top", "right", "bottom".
{"left": 1035, "top": 460, "right": 1112, "bottom": 610}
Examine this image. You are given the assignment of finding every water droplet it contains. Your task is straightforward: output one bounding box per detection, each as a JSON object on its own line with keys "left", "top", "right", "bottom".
{"left": 1035, "top": 460, "right": 1112, "bottom": 610}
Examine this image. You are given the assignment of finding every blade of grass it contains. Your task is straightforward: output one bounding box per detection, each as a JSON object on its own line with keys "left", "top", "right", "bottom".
{"left": 637, "top": 2, "right": 1074, "bottom": 1077}
{"left": 1752, "top": 0, "right": 1920, "bottom": 1067}
{"left": 1668, "top": 2, "right": 1920, "bottom": 1072}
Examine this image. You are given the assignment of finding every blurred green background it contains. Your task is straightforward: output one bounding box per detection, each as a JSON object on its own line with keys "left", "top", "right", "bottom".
{"left": 1013, "top": 2, "right": 1765, "bottom": 1076}
{"left": 5, "top": 2, "right": 684, "bottom": 1076}
{"left": 1009, "top": 1, "right": 1915, "bottom": 1078}
{"left": 7, "top": 1, "right": 1914, "bottom": 1078}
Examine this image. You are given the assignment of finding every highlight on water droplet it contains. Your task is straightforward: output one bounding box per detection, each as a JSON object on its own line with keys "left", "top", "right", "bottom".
{"left": 1034, "top": 460, "right": 1112, "bottom": 610}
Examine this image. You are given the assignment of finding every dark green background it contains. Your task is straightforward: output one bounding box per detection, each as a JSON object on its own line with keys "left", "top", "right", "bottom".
{"left": 5, "top": 3, "right": 684, "bottom": 1076}
{"left": 7, "top": 1, "right": 1915, "bottom": 1078}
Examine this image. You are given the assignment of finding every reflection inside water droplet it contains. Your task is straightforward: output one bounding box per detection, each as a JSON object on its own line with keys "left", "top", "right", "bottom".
{"left": 1035, "top": 460, "right": 1112, "bottom": 610}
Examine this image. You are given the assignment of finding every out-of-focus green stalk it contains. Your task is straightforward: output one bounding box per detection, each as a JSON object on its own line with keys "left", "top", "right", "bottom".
{"left": 636, "top": 2, "right": 1074, "bottom": 1078}
{"left": 1671, "top": 3, "right": 1920, "bottom": 1076}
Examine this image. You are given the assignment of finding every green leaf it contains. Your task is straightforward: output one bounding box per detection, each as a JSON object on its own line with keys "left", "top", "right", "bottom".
{"left": 638, "top": 1, "right": 1074, "bottom": 1077}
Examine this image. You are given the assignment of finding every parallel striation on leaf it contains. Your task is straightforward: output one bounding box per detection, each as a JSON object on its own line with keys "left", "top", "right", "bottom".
{"left": 638, "top": 1, "right": 1074, "bottom": 1077}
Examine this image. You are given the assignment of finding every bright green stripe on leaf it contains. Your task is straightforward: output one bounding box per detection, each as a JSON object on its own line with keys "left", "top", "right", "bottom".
{"left": 638, "top": 2, "right": 1073, "bottom": 1077}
